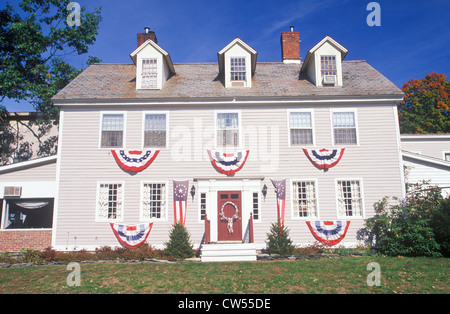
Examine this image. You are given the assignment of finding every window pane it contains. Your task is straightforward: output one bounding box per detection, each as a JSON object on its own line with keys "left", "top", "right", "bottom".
{"left": 333, "top": 112, "right": 355, "bottom": 127}
{"left": 102, "top": 114, "right": 123, "bottom": 131}
{"left": 252, "top": 192, "right": 259, "bottom": 220}
{"left": 142, "top": 59, "right": 157, "bottom": 88}
{"left": 101, "top": 131, "right": 123, "bottom": 147}
{"left": 4, "top": 199, "right": 54, "bottom": 229}
{"left": 142, "top": 183, "right": 166, "bottom": 220}
{"left": 144, "top": 130, "right": 166, "bottom": 147}
{"left": 101, "top": 114, "right": 124, "bottom": 148}
{"left": 200, "top": 193, "right": 207, "bottom": 220}
{"left": 292, "top": 181, "right": 316, "bottom": 217}
{"left": 145, "top": 114, "right": 166, "bottom": 130}
{"left": 291, "top": 129, "right": 313, "bottom": 145}
{"left": 217, "top": 113, "right": 238, "bottom": 129}
{"left": 144, "top": 114, "right": 167, "bottom": 147}
{"left": 334, "top": 128, "right": 357, "bottom": 144}
{"left": 98, "top": 183, "right": 123, "bottom": 221}
{"left": 217, "top": 113, "right": 239, "bottom": 147}
{"left": 217, "top": 130, "right": 239, "bottom": 146}
{"left": 230, "top": 57, "right": 246, "bottom": 81}
{"left": 337, "top": 180, "right": 361, "bottom": 217}
{"left": 290, "top": 112, "right": 312, "bottom": 128}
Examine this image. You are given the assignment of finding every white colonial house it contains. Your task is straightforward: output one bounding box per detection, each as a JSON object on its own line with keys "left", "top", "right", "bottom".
{"left": 1, "top": 27, "right": 413, "bottom": 260}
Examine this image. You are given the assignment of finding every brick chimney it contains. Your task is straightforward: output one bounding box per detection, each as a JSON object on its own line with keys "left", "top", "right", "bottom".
{"left": 281, "top": 26, "right": 300, "bottom": 63}
{"left": 137, "top": 27, "right": 157, "bottom": 48}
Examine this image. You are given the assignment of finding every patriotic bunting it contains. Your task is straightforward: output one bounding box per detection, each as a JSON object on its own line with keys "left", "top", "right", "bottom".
{"left": 302, "top": 148, "right": 345, "bottom": 170}
{"left": 110, "top": 222, "right": 153, "bottom": 248}
{"left": 111, "top": 150, "right": 159, "bottom": 172}
{"left": 305, "top": 220, "right": 350, "bottom": 246}
{"left": 207, "top": 150, "right": 249, "bottom": 176}
{"left": 271, "top": 179, "right": 286, "bottom": 227}
{"left": 173, "top": 180, "right": 188, "bottom": 226}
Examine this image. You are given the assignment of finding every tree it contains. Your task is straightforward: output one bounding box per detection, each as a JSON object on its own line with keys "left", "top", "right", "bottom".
{"left": 398, "top": 72, "right": 449, "bottom": 134}
{"left": 0, "top": 0, "right": 102, "bottom": 119}
{"left": 164, "top": 223, "right": 194, "bottom": 259}
{"left": 265, "top": 220, "right": 295, "bottom": 255}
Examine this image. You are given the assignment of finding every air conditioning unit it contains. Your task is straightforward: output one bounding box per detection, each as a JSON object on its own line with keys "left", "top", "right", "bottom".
{"left": 4, "top": 186, "right": 22, "bottom": 197}
{"left": 231, "top": 81, "right": 245, "bottom": 87}
{"left": 323, "top": 75, "right": 337, "bottom": 85}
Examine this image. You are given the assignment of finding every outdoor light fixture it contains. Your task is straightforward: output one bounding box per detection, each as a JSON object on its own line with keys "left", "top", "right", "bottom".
{"left": 262, "top": 184, "right": 268, "bottom": 199}
{"left": 190, "top": 185, "right": 196, "bottom": 201}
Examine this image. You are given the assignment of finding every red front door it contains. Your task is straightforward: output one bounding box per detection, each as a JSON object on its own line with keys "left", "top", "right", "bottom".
{"left": 217, "top": 191, "right": 242, "bottom": 242}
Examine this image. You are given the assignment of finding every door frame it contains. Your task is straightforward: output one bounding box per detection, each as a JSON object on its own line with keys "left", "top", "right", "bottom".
{"left": 196, "top": 179, "right": 261, "bottom": 243}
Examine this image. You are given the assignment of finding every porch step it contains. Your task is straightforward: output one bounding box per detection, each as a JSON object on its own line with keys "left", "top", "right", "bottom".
{"left": 200, "top": 243, "right": 257, "bottom": 262}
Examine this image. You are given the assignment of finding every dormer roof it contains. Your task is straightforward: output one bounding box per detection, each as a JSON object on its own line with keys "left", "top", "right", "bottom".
{"left": 129, "top": 39, "right": 175, "bottom": 75}
{"left": 217, "top": 37, "right": 257, "bottom": 75}
{"left": 300, "top": 35, "right": 348, "bottom": 73}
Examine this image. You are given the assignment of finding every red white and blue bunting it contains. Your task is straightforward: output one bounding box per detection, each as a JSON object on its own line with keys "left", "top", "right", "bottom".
{"left": 110, "top": 222, "right": 153, "bottom": 248}
{"left": 207, "top": 150, "right": 250, "bottom": 176}
{"left": 302, "top": 148, "right": 345, "bottom": 170}
{"left": 111, "top": 150, "right": 159, "bottom": 172}
{"left": 305, "top": 220, "right": 350, "bottom": 246}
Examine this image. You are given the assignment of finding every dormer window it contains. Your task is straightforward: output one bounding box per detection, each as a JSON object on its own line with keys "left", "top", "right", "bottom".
{"left": 217, "top": 38, "right": 257, "bottom": 89}
{"left": 142, "top": 58, "right": 157, "bottom": 89}
{"left": 230, "top": 57, "right": 246, "bottom": 81}
{"left": 300, "top": 36, "right": 348, "bottom": 87}
{"left": 321, "top": 55, "right": 336, "bottom": 77}
{"left": 130, "top": 28, "right": 175, "bottom": 90}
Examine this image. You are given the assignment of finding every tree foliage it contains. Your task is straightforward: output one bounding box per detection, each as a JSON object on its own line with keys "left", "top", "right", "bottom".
{"left": 265, "top": 220, "right": 295, "bottom": 255}
{"left": 398, "top": 72, "right": 450, "bottom": 134}
{"left": 0, "top": 0, "right": 102, "bottom": 119}
{"left": 164, "top": 223, "right": 194, "bottom": 259}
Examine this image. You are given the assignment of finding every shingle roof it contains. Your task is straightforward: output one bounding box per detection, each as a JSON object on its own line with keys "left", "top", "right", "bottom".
{"left": 52, "top": 61, "right": 403, "bottom": 102}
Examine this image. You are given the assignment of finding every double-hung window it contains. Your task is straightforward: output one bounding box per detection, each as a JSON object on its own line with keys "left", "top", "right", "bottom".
{"left": 292, "top": 180, "right": 317, "bottom": 218}
{"left": 337, "top": 180, "right": 362, "bottom": 217}
{"left": 230, "top": 57, "right": 246, "bottom": 81}
{"left": 96, "top": 182, "right": 124, "bottom": 221}
{"left": 141, "top": 182, "right": 167, "bottom": 221}
{"left": 216, "top": 112, "right": 240, "bottom": 147}
{"left": 101, "top": 113, "right": 124, "bottom": 148}
{"left": 321, "top": 55, "right": 336, "bottom": 77}
{"left": 141, "top": 58, "right": 157, "bottom": 89}
{"left": 289, "top": 111, "right": 314, "bottom": 145}
{"left": 332, "top": 111, "right": 358, "bottom": 145}
{"left": 144, "top": 113, "right": 167, "bottom": 148}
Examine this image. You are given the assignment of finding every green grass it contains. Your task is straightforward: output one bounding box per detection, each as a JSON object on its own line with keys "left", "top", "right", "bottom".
{"left": 0, "top": 256, "right": 448, "bottom": 294}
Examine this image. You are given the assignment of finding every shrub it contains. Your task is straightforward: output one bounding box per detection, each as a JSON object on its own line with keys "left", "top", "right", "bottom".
{"left": 431, "top": 197, "right": 450, "bottom": 257}
{"left": 365, "top": 182, "right": 444, "bottom": 257}
{"left": 164, "top": 223, "right": 194, "bottom": 259}
{"left": 265, "top": 220, "right": 295, "bottom": 255}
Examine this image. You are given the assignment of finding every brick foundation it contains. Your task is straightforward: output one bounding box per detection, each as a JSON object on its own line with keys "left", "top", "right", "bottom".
{"left": 0, "top": 230, "right": 52, "bottom": 252}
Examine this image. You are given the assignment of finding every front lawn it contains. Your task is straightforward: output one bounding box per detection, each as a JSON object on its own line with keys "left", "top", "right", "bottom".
{"left": 0, "top": 256, "right": 448, "bottom": 294}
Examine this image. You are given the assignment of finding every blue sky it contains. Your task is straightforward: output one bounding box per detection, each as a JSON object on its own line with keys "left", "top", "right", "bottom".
{"left": 3, "top": 0, "right": 450, "bottom": 112}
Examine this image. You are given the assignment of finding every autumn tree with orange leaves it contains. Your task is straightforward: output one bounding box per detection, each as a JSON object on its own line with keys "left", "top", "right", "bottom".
{"left": 398, "top": 72, "right": 449, "bottom": 134}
